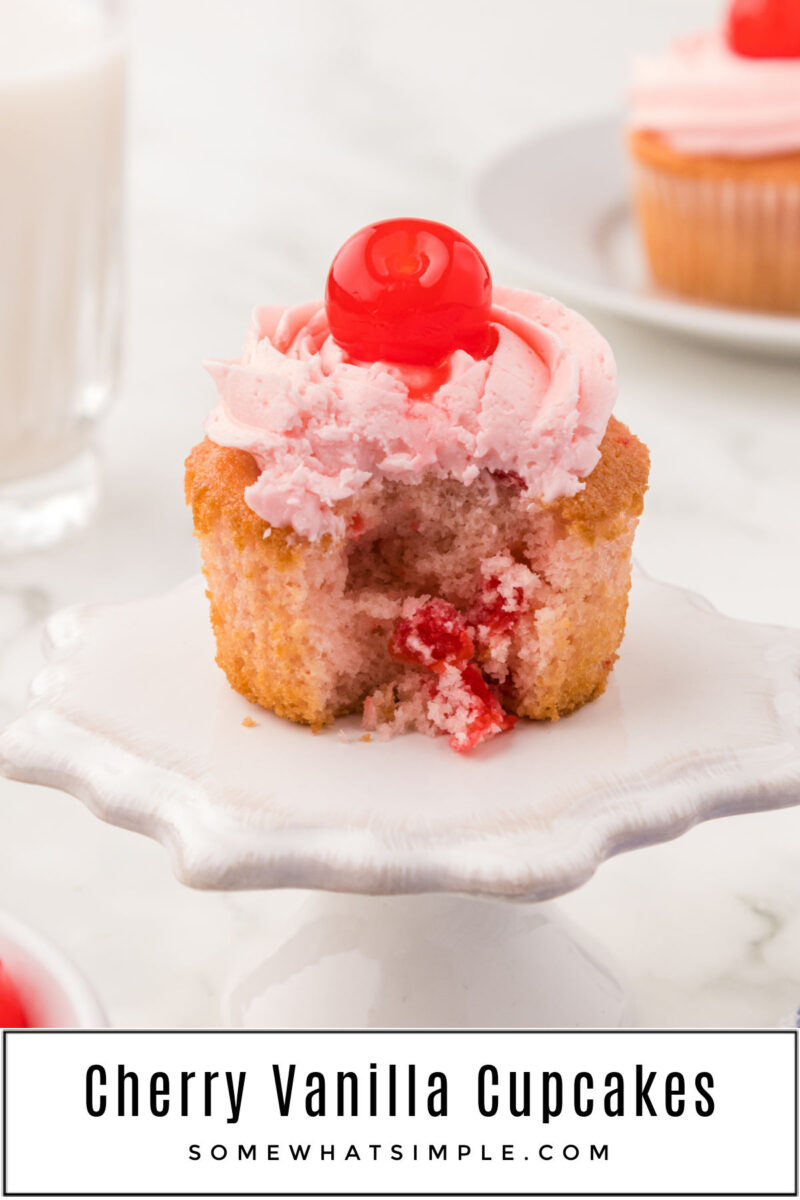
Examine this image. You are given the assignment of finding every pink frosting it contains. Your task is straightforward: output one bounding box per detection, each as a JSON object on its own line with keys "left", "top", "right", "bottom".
{"left": 630, "top": 32, "right": 800, "bottom": 157}
{"left": 204, "top": 287, "right": 617, "bottom": 542}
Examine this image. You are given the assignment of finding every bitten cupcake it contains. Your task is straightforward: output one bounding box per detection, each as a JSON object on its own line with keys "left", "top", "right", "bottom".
{"left": 629, "top": 0, "right": 800, "bottom": 312}
{"left": 186, "top": 219, "right": 649, "bottom": 753}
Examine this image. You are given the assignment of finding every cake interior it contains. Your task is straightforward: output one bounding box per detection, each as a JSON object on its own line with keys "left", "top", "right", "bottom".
{"left": 273, "top": 478, "right": 638, "bottom": 748}
{"left": 186, "top": 418, "right": 648, "bottom": 752}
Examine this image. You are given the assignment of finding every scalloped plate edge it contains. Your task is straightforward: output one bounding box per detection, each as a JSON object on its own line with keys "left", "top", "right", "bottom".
{"left": 2, "top": 705, "right": 799, "bottom": 902}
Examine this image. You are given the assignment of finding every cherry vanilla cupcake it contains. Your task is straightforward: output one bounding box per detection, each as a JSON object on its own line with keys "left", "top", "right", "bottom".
{"left": 185, "top": 220, "right": 649, "bottom": 753}
{"left": 629, "top": 0, "right": 800, "bottom": 312}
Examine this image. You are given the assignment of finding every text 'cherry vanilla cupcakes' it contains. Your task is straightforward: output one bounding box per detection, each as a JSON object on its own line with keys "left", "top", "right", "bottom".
{"left": 186, "top": 220, "right": 649, "bottom": 754}
{"left": 629, "top": 0, "right": 800, "bottom": 312}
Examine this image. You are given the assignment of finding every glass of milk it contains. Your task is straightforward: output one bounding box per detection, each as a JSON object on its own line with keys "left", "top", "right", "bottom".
{"left": 0, "top": 0, "right": 125, "bottom": 553}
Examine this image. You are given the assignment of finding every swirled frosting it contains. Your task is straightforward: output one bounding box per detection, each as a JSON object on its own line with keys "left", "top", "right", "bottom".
{"left": 630, "top": 32, "right": 800, "bottom": 157}
{"left": 204, "top": 287, "right": 617, "bottom": 541}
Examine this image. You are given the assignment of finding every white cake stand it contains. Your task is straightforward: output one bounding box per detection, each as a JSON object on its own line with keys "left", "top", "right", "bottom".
{"left": 1, "top": 568, "right": 799, "bottom": 1027}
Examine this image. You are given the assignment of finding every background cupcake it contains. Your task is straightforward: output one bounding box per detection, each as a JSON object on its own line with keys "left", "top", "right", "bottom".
{"left": 629, "top": 0, "right": 800, "bottom": 312}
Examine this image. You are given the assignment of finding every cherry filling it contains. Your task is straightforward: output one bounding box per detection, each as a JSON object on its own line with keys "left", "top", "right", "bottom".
{"left": 0, "top": 961, "right": 28, "bottom": 1029}
{"left": 469, "top": 573, "right": 527, "bottom": 638}
{"left": 325, "top": 218, "right": 493, "bottom": 367}
{"left": 491, "top": 469, "right": 525, "bottom": 488}
{"left": 389, "top": 599, "right": 474, "bottom": 668}
{"left": 726, "top": 0, "right": 800, "bottom": 57}
{"left": 451, "top": 665, "right": 517, "bottom": 752}
{"left": 388, "top": 599, "right": 516, "bottom": 753}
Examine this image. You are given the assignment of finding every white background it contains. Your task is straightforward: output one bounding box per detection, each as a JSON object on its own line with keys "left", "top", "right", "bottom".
{"left": 0, "top": 0, "right": 799, "bottom": 1030}
{"left": 3, "top": 1031, "right": 797, "bottom": 1195}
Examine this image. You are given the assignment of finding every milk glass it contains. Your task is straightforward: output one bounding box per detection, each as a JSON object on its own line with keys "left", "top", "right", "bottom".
{"left": 0, "top": 0, "right": 125, "bottom": 552}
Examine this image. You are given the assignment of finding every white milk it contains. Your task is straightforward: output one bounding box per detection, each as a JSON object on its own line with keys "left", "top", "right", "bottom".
{"left": 0, "top": 0, "right": 125, "bottom": 483}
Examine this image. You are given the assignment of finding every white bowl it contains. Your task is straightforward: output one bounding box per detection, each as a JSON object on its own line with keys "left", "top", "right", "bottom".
{"left": 0, "top": 912, "right": 105, "bottom": 1028}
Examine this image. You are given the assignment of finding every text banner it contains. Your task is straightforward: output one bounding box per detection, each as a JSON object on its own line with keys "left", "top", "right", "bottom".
{"left": 2, "top": 1029, "right": 797, "bottom": 1196}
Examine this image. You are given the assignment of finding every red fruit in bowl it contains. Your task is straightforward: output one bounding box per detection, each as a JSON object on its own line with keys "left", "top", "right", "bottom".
{"left": 0, "top": 960, "right": 28, "bottom": 1028}
{"left": 325, "top": 218, "right": 493, "bottom": 366}
{"left": 726, "top": 0, "right": 800, "bottom": 58}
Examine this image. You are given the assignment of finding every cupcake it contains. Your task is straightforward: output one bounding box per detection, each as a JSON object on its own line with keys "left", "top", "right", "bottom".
{"left": 629, "top": 0, "right": 800, "bottom": 312}
{"left": 185, "top": 219, "right": 649, "bottom": 753}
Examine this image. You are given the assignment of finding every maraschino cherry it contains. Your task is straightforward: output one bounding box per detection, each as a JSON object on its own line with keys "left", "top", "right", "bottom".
{"left": 389, "top": 599, "right": 474, "bottom": 668}
{"left": 0, "top": 961, "right": 28, "bottom": 1028}
{"left": 726, "top": 0, "right": 800, "bottom": 58}
{"left": 325, "top": 218, "right": 493, "bottom": 366}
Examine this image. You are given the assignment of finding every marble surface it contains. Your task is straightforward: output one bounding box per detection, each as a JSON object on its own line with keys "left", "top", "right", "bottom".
{"left": 0, "top": 0, "right": 799, "bottom": 1029}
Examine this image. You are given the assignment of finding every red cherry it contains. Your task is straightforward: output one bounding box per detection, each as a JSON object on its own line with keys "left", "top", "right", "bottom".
{"left": 389, "top": 599, "right": 474, "bottom": 668}
{"left": 469, "top": 574, "right": 527, "bottom": 637}
{"left": 0, "top": 961, "right": 28, "bottom": 1028}
{"left": 453, "top": 665, "right": 517, "bottom": 753}
{"left": 325, "top": 218, "right": 493, "bottom": 366}
{"left": 726, "top": 0, "right": 800, "bottom": 58}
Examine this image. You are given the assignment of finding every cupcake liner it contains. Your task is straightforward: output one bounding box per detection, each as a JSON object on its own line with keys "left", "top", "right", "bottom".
{"left": 631, "top": 160, "right": 800, "bottom": 313}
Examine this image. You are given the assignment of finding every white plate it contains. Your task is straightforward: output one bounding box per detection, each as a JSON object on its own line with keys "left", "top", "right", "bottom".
{"left": 474, "top": 115, "right": 800, "bottom": 356}
{"left": 1, "top": 570, "right": 798, "bottom": 902}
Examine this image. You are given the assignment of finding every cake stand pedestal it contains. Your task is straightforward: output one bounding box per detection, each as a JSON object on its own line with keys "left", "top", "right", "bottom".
{"left": 221, "top": 892, "right": 631, "bottom": 1028}
{"left": 1, "top": 569, "right": 798, "bottom": 1027}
